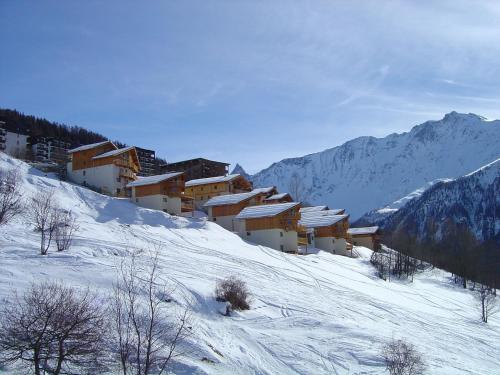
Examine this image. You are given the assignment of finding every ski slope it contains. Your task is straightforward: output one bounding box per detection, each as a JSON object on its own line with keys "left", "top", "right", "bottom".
{"left": 0, "top": 153, "right": 499, "bottom": 375}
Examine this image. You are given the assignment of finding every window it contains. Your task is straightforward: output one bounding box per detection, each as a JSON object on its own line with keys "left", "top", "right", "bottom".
{"left": 83, "top": 170, "right": 86, "bottom": 176}
{"left": 246, "top": 232, "right": 251, "bottom": 236}
{"left": 213, "top": 217, "right": 217, "bottom": 222}
{"left": 163, "top": 198, "right": 168, "bottom": 202}
{"left": 280, "top": 232, "right": 283, "bottom": 237}
{"left": 280, "top": 245, "right": 284, "bottom": 251}
{"left": 214, "top": 185, "right": 217, "bottom": 190}
{"left": 116, "top": 177, "right": 121, "bottom": 182}
{"left": 136, "top": 198, "right": 139, "bottom": 203}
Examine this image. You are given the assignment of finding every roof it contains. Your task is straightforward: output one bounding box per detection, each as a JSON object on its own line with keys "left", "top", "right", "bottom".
{"left": 185, "top": 174, "right": 240, "bottom": 187}
{"left": 92, "top": 146, "right": 136, "bottom": 160}
{"left": 167, "top": 158, "right": 229, "bottom": 167}
{"left": 236, "top": 202, "right": 300, "bottom": 220}
{"left": 347, "top": 226, "right": 380, "bottom": 235}
{"left": 252, "top": 186, "right": 276, "bottom": 194}
{"left": 299, "top": 205, "right": 329, "bottom": 213}
{"left": 126, "top": 172, "right": 183, "bottom": 188}
{"left": 300, "top": 209, "right": 345, "bottom": 218}
{"left": 299, "top": 214, "right": 348, "bottom": 229}
{"left": 264, "top": 193, "right": 291, "bottom": 201}
{"left": 204, "top": 191, "right": 260, "bottom": 207}
{"left": 67, "top": 141, "right": 113, "bottom": 154}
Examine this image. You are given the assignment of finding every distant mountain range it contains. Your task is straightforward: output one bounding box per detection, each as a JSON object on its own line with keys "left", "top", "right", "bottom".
{"left": 242, "top": 112, "right": 500, "bottom": 221}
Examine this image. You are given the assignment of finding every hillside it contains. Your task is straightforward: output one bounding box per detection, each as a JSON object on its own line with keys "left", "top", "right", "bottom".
{"left": 249, "top": 112, "right": 500, "bottom": 219}
{"left": 0, "top": 153, "right": 499, "bottom": 374}
{"left": 380, "top": 158, "right": 500, "bottom": 244}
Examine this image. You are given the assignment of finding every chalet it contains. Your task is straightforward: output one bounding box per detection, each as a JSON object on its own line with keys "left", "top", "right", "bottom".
{"left": 127, "top": 172, "right": 185, "bottom": 215}
{"left": 300, "top": 208, "right": 346, "bottom": 217}
{"left": 67, "top": 141, "right": 140, "bottom": 197}
{"left": 263, "top": 192, "right": 293, "bottom": 204}
{"left": 185, "top": 174, "right": 253, "bottom": 210}
{"left": 347, "top": 226, "right": 381, "bottom": 251}
{"left": 162, "top": 158, "right": 229, "bottom": 181}
{"left": 299, "top": 214, "right": 350, "bottom": 255}
{"left": 236, "top": 202, "right": 301, "bottom": 253}
{"left": 204, "top": 186, "right": 277, "bottom": 231}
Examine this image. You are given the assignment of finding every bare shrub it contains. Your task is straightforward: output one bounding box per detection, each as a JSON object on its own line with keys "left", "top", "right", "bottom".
{"left": 0, "top": 281, "right": 108, "bottom": 375}
{"left": 29, "top": 190, "right": 59, "bottom": 255}
{"left": 0, "top": 169, "right": 23, "bottom": 226}
{"left": 54, "top": 210, "right": 79, "bottom": 252}
{"left": 288, "top": 172, "right": 305, "bottom": 203}
{"left": 111, "top": 249, "right": 191, "bottom": 375}
{"left": 476, "top": 284, "right": 497, "bottom": 323}
{"left": 215, "top": 276, "right": 250, "bottom": 314}
{"left": 382, "top": 338, "right": 426, "bottom": 375}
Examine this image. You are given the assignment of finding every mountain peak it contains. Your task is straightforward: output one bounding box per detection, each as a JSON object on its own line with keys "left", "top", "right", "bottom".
{"left": 231, "top": 163, "right": 250, "bottom": 179}
{"left": 442, "top": 111, "right": 486, "bottom": 123}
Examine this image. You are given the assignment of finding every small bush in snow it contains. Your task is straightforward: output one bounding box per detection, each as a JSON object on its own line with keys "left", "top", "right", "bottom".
{"left": 382, "top": 338, "right": 426, "bottom": 375}
{"left": 215, "top": 276, "right": 250, "bottom": 313}
{"left": 0, "top": 169, "right": 23, "bottom": 226}
{"left": 54, "top": 209, "right": 79, "bottom": 252}
{"left": 476, "top": 284, "right": 497, "bottom": 323}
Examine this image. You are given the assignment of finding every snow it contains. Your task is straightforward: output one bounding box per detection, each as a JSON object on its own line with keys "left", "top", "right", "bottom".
{"left": 348, "top": 226, "right": 380, "bottom": 235}
{"left": 299, "top": 214, "right": 348, "bottom": 228}
{"left": 251, "top": 112, "right": 500, "bottom": 219}
{"left": 236, "top": 202, "right": 300, "bottom": 219}
{"left": 301, "top": 209, "right": 345, "bottom": 218}
{"left": 204, "top": 191, "right": 260, "bottom": 207}
{"left": 300, "top": 205, "right": 328, "bottom": 213}
{"left": 264, "top": 193, "right": 290, "bottom": 201}
{"left": 92, "top": 146, "right": 135, "bottom": 159}
{"left": 0, "top": 153, "right": 499, "bottom": 375}
{"left": 185, "top": 174, "right": 241, "bottom": 187}
{"left": 126, "top": 172, "right": 184, "bottom": 187}
{"left": 251, "top": 186, "right": 276, "bottom": 194}
{"left": 67, "top": 140, "right": 113, "bottom": 153}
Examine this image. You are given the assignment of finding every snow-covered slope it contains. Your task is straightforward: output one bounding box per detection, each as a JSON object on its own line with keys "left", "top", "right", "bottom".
{"left": 380, "top": 158, "right": 500, "bottom": 244}
{"left": 250, "top": 112, "right": 500, "bottom": 219}
{"left": 1, "top": 153, "right": 499, "bottom": 374}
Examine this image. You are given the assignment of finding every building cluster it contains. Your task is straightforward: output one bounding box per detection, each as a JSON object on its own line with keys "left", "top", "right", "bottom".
{"left": 0, "top": 119, "right": 380, "bottom": 255}
{"left": 63, "top": 141, "right": 381, "bottom": 255}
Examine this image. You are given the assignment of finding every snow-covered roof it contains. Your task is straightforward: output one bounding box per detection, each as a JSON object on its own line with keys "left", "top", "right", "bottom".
{"left": 236, "top": 202, "right": 300, "bottom": 220}
{"left": 92, "top": 146, "right": 136, "bottom": 160}
{"left": 67, "top": 141, "right": 113, "bottom": 154}
{"left": 299, "top": 205, "right": 329, "bottom": 213}
{"left": 204, "top": 191, "right": 260, "bottom": 207}
{"left": 252, "top": 186, "right": 276, "bottom": 194}
{"left": 347, "top": 226, "right": 379, "bottom": 235}
{"left": 185, "top": 174, "right": 240, "bottom": 187}
{"left": 126, "top": 172, "right": 183, "bottom": 188}
{"left": 300, "top": 209, "right": 345, "bottom": 218}
{"left": 264, "top": 193, "right": 290, "bottom": 201}
{"left": 299, "top": 214, "right": 348, "bottom": 229}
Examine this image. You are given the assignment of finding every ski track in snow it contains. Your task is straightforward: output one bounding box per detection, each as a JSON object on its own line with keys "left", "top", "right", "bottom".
{"left": 0, "top": 153, "right": 499, "bottom": 375}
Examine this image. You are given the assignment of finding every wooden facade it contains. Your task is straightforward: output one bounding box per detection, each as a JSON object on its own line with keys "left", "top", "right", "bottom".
{"left": 185, "top": 175, "right": 253, "bottom": 201}
{"left": 314, "top": 217, "right": 349, "bottom": 238}
{"left": 69, "top": 142, "right": 116, "bottom": 171}
{"left": 244, "top": 206, "right": 301, "bottom": 232}
{"left": 134, "top": 175, "right": 185, "bottom": 198}
{"left": 264, "top": 193, "right": 293, "bottom": 204}
{"left": 69, "top": 142, "right": 140, "bottom": 174}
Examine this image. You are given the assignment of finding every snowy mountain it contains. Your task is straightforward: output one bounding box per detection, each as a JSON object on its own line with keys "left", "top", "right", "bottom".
{"left": 378, "top": 158, "right": 500, "bottom": 244}
{"left": 249, "top": 112, "right": 500, "bottom": 219}
{"left": 1, "top": 153, "right": 499, "bottom": 374}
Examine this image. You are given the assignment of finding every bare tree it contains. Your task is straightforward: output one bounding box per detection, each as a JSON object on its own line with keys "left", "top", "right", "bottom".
{"left": 0, "top": 169, "right": 23, "bottom": 226}
{"left": 381, "top": 338, "right": 426, "bottom": 375}
{"left": 29, "top": 190, "right": 59, "bottom": 255}
{"left": 477, "top": 285, "right": 497, "bottom": 323}
{"left": 215, "top": 276, "right": 250, "bottom": 315}
{"left": 54, "top": 210, "right": 79, "bottom": 252}
{"left": 0, "top": 281, "right": 108, "bottom": 375}
{"left": 288, "top": 172, "right": 306, "bottom": 203}
{"left": 111, "top": 250, "right": 191, "bottom": 375}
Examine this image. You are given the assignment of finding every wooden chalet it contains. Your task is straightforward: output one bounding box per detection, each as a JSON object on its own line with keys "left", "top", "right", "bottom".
{"left": 236, "top": 202, "right": 301, "bottom": 253}
{"left": 185, "top": 174, "right": 253, "bottom": 210}
{"left": 263, "top": 192, "right": 293, "bottom": 204}
{"left": 127, "top": 172, "right": 185, "bottom": 215}
{"left": 67, "top": 141, "right": 140, "bottom": 197}
{"left": 347, "top": 226, "right": 381, "bottom": 251}
{"left": 299, "top": 213, "right": 350, "bottom": 255}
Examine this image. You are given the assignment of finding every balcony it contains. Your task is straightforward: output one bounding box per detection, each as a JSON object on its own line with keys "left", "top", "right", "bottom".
{"left": 119, "top": 169, "right": 136, "bottom": 180}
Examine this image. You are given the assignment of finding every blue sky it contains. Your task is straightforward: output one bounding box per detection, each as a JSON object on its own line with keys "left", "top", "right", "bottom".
{"left": 2, "top": 1, "right": 500, "bottom": 173}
